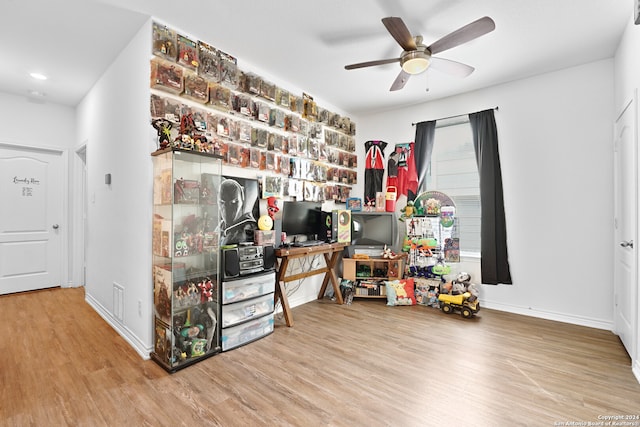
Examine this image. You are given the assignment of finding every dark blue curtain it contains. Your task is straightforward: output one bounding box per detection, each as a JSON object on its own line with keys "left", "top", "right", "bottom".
{"left": 469, "top": 109, "right": 512, "bottom": 284}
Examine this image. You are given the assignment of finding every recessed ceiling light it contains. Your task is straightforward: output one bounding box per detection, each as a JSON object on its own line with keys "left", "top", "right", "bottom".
{"left": 29, "top": 72, "right": 48, "bottom": 81}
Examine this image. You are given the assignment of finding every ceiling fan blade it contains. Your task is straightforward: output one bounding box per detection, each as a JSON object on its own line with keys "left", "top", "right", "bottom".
{"left": 390, "top": 70, "right": 411, "bottom": 91}
{"left": 429, "top": 57, "right": 475, "bottom": 78}
{"left": 345, "top": 57, "right": 400, "bottom": 70}
{"left": 428, "top": 16, "right": 495, "bottom": 55}
{"left": 382, "top": 17, "right": 417, "bottom": 51}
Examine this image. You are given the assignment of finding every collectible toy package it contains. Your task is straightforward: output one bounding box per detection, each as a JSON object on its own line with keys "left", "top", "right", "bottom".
{"left": 183, "top": 71, "right": 209, "bottom": 104}
{"left": 198, "top": 41, "right": 219, "bottom": 81}
{"left": 177, "top": 34, "right": 199, "bottom": 70}
{"left": 219, "top": 50, "right": 238, "bottom": 87}
{"left": 152, "top": 22, "right": 178, "bottom": 61}
{"left": 150, "top": 58, "right": 184, "bottom": 94}
{"left": 209, "top": 83, "right": 232, "bottom": 110}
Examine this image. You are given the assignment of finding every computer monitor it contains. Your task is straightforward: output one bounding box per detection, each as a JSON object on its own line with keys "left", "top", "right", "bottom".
{"left": 280, "top": 201, "right": 322, "bottom": 239}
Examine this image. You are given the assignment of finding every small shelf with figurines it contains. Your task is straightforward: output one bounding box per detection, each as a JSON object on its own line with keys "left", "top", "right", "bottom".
{"left": 342, "top": 251, "right": 405, "bottom": 299}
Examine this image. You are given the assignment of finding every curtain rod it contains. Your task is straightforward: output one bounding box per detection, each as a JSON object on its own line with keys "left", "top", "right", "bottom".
{"left": 411, "top": 106, "right": 499, "bottom": 126}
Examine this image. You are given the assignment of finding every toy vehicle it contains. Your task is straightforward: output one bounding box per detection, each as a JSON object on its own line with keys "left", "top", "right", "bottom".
{"left": 438, "top": 292, "right": 480, "bottom": 318}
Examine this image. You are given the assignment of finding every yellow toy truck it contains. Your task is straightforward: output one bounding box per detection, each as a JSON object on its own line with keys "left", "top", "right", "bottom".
{"left": 438, "top": 291, "right": 480, "bottom": 318}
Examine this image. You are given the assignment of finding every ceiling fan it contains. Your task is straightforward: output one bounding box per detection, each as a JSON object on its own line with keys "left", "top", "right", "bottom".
{"left": 344, "top": 16, "right": 495, "bottom": 91}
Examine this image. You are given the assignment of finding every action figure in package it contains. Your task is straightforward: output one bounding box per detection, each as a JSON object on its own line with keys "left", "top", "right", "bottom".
{"left": 250, "top": 147, "right": 261, "bottom": 169}
{"left": 227, "top": 143, "right": 241, "bottom": 166}
{"left": 273, "top": 134, "right": 283, "bottom": 152}
{"left": 198, "top": 41, "right": 219, "bottom": 81}
{"left": 216, "top": 117, "right": 230, "bottom": 138}
{"left": 280, "top": 155, "right": 290, "bottom": 176}
{"left": 297, "top": 135, "right": 307, "bottom": 157}
{"left": 240, "top": 147, "right": 250, "bottom": 168}
{"left": 239, "top": 122, "right": 252, "bottom": 143}
{"left": 219, "top": 50, "right": 238, "bottom": 88}
{"left": 267, "top": 132, "right": 276, "bottom": 151}
{"left": 150, "top": 94, "right": 165, "bottom": 119}
{"left": 247, "top": 73, "right": 262, "bottom": 95}
{"left": 183, "top": 71, "right": 209, "bottom": 104}
{"left": 257, "top": 102, "right": 270, "bottom": 123}
{"left": 150, "top": 58, "right": 183, "bottom": 94}
{"left": 228, "top": 119, "right": 239, "bottom": 141}
{"left": 177, "top": 34, "right": 199, "bottom": 70}
{"left": 266, "top": 152, "right": 279, "bottom": 172}
{"left": 260, "top": 81, "right": 276, "bottom": 101}
{"left": 275, "top": 88, "right": 289, "bottom": 108}
{"left": 274, "top": 109, "right": 286, "bottom": 128}
{"left": 152, "top": 22, "right": 177, "bottom": 61}
{"left": 209, "top": 83, "right": 232, "bottom": 110}
{"left": 256, "top": 129, "right": 268, "bottom": 148}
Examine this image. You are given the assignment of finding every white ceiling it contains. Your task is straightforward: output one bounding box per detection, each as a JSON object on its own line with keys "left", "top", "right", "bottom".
{"left": 0, "top": 0, "right": 630, "bottom": 115}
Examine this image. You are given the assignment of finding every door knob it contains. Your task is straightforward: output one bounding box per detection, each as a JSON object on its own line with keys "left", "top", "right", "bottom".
{"left": 620, "top": 240, "right": 634, "bottom": 248}
{"left": 52, "top": 224, "right": 59, "bottom": 230}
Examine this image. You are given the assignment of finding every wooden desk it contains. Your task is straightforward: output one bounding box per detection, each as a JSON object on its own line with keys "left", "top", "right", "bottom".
{"left": 274, "top": 242, "right": 349, "bottom": 327}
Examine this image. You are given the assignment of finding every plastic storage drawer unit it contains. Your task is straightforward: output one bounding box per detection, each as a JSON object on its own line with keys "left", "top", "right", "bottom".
{"left": 222, "top": 271, "right": 275, "bottom": 304}
{"left": 222, "top": 293, "right": 274, "bottom": 328}
{"left": 221, "top": 313, "right": 274, "bottom": 351}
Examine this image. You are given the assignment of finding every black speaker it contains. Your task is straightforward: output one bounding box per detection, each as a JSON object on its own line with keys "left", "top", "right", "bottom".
{"left": 321, "top": 211, "right": 338, "bottom": 242}
{"left": 263, "top": 245, "right": 275, "bottom": 270}
{"left": 222, "top": 248, "right": 240, "bottom": 278}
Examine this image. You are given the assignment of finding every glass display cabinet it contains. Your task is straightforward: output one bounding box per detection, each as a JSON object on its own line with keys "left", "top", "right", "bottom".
{"left": 151, "top": 148, "right": 223, "bottom": 372}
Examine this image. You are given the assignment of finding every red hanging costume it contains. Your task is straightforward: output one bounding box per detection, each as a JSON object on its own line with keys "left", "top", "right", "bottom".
{"left": 387, "top": 142, "right": 418, "bottom": 198}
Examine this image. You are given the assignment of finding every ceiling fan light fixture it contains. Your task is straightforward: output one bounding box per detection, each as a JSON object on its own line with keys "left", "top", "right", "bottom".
{"left": 401, "top": 51, "right": 430, "bottom": 75}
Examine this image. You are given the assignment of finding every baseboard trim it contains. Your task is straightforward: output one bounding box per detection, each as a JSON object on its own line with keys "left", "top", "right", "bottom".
{"left": 289, "top": 290, "right": 614, "bottom": 330}
{"left": 84, "top": 293, "right": 152, "bottom": 360}
{"left": 482, "top": 300, "right": 613, "bottom": 331}
{"left": 287, "top": 292, "right": 319, "bottom": 309}
{"left": 633, "top": 360, "right": 640, "bottom": 384}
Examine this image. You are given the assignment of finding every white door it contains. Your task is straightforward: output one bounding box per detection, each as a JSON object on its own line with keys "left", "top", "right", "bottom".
{"left": 613, "top": 95, "right": 638, "bottom": 360}
{"left": 0, "top": 145, "right": 64, "bottom": 295}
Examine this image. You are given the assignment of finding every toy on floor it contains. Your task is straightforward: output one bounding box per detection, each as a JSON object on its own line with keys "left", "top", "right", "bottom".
{"left": 453, "top": 271, "right": 479, "bottom": 302}
{"left": 415, "top": 278, "right": 441, "bottom": 308}
{"left": 438, "top": 271, "right": 480, "bottom": 318}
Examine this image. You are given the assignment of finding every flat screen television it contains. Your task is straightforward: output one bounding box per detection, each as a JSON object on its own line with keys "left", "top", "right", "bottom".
{"left": 350, "top": 211, "right": 399, "bottom": 256}
{"left": 280, "top": 201, "right": 323, "bottom": 239}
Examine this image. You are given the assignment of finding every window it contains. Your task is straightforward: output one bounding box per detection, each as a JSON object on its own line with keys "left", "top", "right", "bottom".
{"left": 424, "top": 118, "right": 480, "bottom": 255}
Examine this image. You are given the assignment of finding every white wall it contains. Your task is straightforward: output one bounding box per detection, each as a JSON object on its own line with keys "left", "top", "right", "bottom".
{"left": 77, "top": 20, "right": 154, "bottom": 357}
{"left": 355, "top": 59, "right": 615, "bottom": 330}
{"left": 614, "top": 16, "right": 640, "bottom": 113}
{"left": 0, "top": 93, "right": 75, "bottom": 149}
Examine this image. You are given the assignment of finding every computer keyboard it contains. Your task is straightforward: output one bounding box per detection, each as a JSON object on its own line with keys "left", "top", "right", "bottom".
{"left": 292, "top": 240, "right": 325, "bottom": 247}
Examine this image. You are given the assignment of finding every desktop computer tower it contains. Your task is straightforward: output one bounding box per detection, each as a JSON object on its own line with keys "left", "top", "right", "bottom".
{"left": 320, "top": 212, "right": 336, "bottom": 242}
{"left": 321, "top": 210, "right": 351, "bottom": 243}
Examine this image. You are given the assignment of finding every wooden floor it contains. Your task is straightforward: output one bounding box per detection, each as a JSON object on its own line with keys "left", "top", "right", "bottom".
{"left": 1, "top": 287, "right": 639, "bottom": 426}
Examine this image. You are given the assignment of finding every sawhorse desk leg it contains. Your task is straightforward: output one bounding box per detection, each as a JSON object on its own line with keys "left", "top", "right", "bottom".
{"left": 317, "top": 250, "right": 344, "bottom": 305}
{"left": 274, "top": 257, "right": 294, "bottom": 327}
